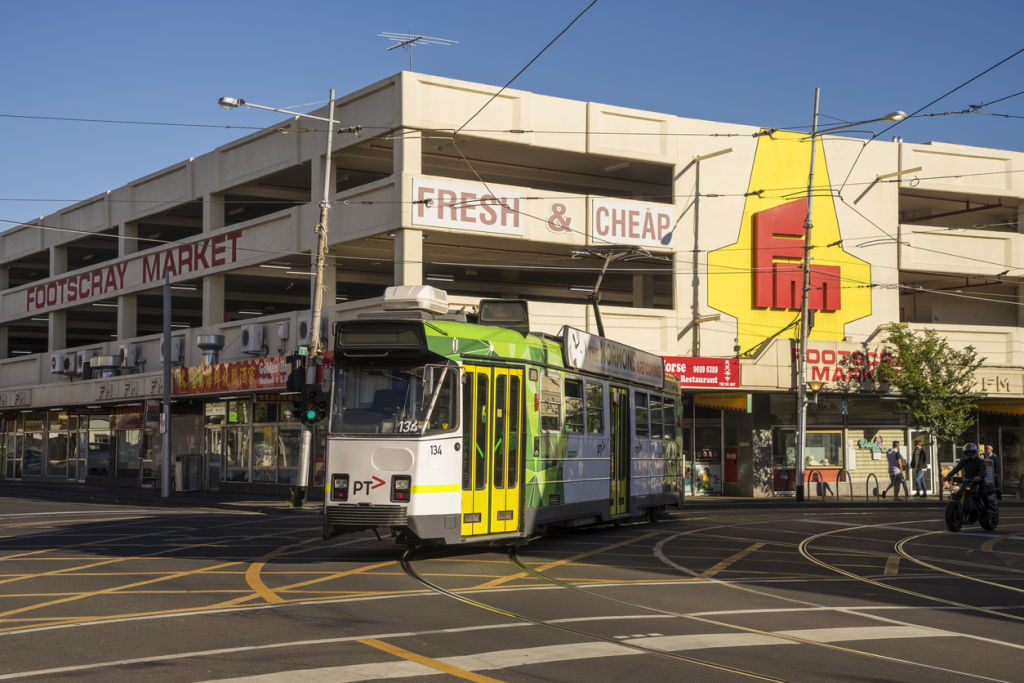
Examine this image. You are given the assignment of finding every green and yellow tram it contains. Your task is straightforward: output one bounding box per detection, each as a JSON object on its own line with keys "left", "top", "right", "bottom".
{"left": 323, "top": 287, "right": 684, "bottom": 546}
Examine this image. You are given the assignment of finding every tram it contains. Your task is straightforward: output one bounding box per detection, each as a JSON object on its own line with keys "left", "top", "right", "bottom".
{"left": 323, "top": 286, "right": 684, "bottom": 546}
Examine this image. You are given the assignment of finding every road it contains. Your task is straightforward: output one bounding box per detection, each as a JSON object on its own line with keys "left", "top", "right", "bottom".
{"left": 0, "top": 496, "right": 1021, "bottom": 682}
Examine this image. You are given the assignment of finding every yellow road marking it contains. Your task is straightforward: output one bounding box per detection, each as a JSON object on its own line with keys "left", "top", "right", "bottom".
{"left": 883, "top": 556, "right": 900, "bottom": 577}
{"left": 981, "top": 536, "right": 1001, "bottom": 552}
{"left": 471, "top": 531, "right": 661, "bottom": 590}
{"left": 701, "top": 542, "right": 765, "bottom": 579}
{"left": 359, "top": 638, "right": 505, "bottom": 683}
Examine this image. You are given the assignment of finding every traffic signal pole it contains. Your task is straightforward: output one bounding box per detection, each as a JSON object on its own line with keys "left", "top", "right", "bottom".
{"left": 292, "top": 89, "right": 336, "bottom": 508}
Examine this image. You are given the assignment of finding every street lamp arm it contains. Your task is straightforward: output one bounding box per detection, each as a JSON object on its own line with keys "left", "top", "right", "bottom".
{"left": 217, "top": 96, "right": 338, "bottom": 124}
{"left": 812, "top": 111, "right": 906, "bottom": 137}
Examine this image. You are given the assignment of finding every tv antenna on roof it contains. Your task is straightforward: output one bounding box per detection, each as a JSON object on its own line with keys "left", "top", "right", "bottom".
{"left": 379, "top": 32, "right": 458, "bottom": 70}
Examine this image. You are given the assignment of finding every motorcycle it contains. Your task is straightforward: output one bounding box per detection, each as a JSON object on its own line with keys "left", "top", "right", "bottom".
{"left": 944, "top": 476, "right": 999, "bottom": 532}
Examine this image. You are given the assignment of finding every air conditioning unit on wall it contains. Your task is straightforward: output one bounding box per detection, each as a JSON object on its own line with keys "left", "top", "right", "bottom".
{"left": 74, "top": 350, "right": 96, "bottom": 375}
{"left": 50, "top": 352, "right": 71, "bottom": 375}
{"left": 241, "top": 324, "right": 265, "bottom": 354}
{"left": 120, "top": 343, "right": 139, "bottom": 367}
{"left": 160, "top": 337, "right": 185, "bottom": 365}
{"left": 297, "top": 313, "right": 327, "bottom": 349}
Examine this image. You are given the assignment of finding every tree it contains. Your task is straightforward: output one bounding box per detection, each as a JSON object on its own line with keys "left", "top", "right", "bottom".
{"left": 874, "top": 323, "right": 985, "bottom": 447}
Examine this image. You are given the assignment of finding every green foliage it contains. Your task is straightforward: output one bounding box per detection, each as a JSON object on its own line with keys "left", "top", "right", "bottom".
{"left": 875, "top": 323, "right": 984, "bottom": 445}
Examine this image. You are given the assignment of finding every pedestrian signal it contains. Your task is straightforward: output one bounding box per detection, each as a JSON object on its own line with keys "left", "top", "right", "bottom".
{"left": 299, "top": 384, "right": 328, "bottom": 425}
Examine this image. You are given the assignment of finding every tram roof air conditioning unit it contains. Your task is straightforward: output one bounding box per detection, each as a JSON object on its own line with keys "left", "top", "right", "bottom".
{"left": 50, "top": 352, "right": 71, "bottom": 375}
{"left": 160, "top": 337, "right": 185, "bottom": 365}
{"left": 119, "top": 343, "right": 139, "bottom": 368}
{"left": 297, "top": 313, "right": 328, "bottom": 349}
{"left": 383, "top": 285, "right": 449, "bottom": 314}
{"left": 240, "top": 323, "right": 265, "bottom": 355}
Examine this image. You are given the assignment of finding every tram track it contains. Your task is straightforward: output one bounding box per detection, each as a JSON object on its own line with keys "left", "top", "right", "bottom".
{"left": 400, "top": 529, "right": 1007, "bottom": 682}
{"left": 796, "top": 516, "right": 1024, "bottom": 626}
{"left": 399, "top": 545, "right": 788, "bottom": 682}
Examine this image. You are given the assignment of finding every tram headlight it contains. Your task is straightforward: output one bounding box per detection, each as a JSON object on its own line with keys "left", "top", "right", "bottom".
{"left": 391, "top": 475, "right": 411, "bottom": 502}
{"left": 331, "top": 474, "right": 349, "bottom": 501}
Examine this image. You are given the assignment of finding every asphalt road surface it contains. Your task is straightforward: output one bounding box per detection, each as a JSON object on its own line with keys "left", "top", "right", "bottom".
{"left": 1, "top": 496, "right": 1022, "bottom": 682}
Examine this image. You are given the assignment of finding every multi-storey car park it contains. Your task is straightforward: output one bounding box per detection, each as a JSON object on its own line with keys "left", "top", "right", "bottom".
{"left": 1, "top": 71, "right": 1022, "bottom": 499}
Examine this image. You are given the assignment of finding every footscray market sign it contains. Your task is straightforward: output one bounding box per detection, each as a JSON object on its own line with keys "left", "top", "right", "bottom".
{"left": 19, "top": 230, "right": 243, "bottom": 315}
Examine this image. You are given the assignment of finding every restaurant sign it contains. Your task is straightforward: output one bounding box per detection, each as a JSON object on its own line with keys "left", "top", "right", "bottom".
{"left": 173, "top": 356, "right": 289, "bottom": 395}
{"left": 663, "top": 356, "right": 739, "bottom": 388}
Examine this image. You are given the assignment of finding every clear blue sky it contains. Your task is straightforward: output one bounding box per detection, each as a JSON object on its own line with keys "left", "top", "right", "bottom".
{"left": 3, "top": 0, "right": 1023, "bottom": 227}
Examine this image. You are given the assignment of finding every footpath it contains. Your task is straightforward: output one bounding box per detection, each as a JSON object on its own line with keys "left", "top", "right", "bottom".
{"left": 2, "top": 480, "right": 1019, "bottom": 516}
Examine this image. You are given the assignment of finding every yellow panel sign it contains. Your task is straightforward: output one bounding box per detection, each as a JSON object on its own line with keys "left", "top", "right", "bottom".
{"left": 708, "top": 131, "right": 872, "bottom": 354}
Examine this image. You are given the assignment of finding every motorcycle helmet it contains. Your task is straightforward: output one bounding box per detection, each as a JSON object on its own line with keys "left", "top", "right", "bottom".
{"left": 963, "top": 442, "right": 979, "bottom": 458}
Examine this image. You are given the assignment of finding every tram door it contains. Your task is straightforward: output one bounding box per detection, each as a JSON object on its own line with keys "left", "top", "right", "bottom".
{"left": 461, "top": 365, "right": 524, "bottom": 536}
{"left": 609, "top": 386, "right": 629, "bottom": 516}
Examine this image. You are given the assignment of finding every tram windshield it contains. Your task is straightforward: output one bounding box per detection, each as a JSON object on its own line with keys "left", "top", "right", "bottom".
{"left": 331, "top": 363, "right": 458, "bottom": 436}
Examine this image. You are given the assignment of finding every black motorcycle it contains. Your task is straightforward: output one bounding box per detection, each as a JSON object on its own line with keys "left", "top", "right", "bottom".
{"left": 945, "top": 476, "right": 999, "bottom": 532}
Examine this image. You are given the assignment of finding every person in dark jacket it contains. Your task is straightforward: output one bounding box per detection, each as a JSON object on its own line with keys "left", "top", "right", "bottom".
{"left": 945, "top": 443, "right": 995, "bottom": 509}
{"left": 911, "top": 440, "right": 929, "bottom": 497}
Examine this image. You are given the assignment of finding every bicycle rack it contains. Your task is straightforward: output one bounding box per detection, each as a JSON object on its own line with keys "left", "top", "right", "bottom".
{"left": 865, "top": 472, "right": 880, "bottom": 502}
{"left": 837, "top": 468, "right": 852, "bottom": 502}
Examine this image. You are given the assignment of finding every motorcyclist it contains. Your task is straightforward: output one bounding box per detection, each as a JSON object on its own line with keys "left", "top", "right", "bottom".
{"left": 944, "top": 443, "right": 996, "bottom": 510}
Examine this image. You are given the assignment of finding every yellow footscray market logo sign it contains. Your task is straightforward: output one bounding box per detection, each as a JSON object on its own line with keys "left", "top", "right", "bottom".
{"left": 708, "top": 131, "right": 871, "bottom": 353}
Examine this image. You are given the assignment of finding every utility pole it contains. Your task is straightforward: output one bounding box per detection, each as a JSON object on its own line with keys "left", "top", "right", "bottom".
{"left": 294, "top": 89, "right": 336, "bottom": 507}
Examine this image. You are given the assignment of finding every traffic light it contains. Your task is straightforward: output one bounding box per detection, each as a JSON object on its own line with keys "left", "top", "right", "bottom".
{"left": 299, "top": 383, "right": 329, "bottom": 425}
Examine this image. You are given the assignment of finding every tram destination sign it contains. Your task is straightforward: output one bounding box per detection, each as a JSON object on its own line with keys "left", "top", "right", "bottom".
{"left": 562, "top": 327, "right": 664, "bottom": 388}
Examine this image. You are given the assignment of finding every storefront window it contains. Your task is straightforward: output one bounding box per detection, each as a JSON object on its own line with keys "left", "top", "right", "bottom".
{"left": 225, "top": 426, "right": 250, "bottom": 482}
{"left": 228, "top": 400, "right": 251, "bottom": 425}
{"left": 116, "top": 429, "right": 143, "bottom": 480}
{"left": 278, "top": 425, "right": 300, "bottom": 485}
{"left": 805, "top": 431, "right": 843, "bottom": 467}
{"left": 46, "top": 431, "right": 68, "bottom": 478}
{"left": 24, "top": 432, "right": 43, "bottom": 477}
{"left": 88, "top": 417, "right": 112, "bottom": 477}
{"left": 252, "top": 425, "right": 277, "bottom": 482}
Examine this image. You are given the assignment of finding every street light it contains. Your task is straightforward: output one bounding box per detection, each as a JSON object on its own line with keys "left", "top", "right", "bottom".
{"left": 795, "top": 89, "right": 904, "bottom": 501}
{"left": 220, "top": 90, "right": 339, "bottom": 507}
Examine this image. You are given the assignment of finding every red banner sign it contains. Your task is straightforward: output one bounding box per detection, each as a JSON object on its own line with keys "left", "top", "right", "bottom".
{"left": 173, "top": 356, "right": 289, "bottom": 396}
{"left": 663, "top": 356, "right": 740, "bottom": 388}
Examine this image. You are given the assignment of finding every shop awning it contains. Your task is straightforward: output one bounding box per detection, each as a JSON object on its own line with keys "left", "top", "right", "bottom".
{"left": 975, "top": 400, "right": 1024, "bottom": 416}
{"left": 695, "top": 392, "right": 750, "bottom": 412}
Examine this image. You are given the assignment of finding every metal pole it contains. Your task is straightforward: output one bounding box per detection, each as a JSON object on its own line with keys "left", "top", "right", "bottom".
{"left": 796, "top": 87, "right": 820, "bottom": 503}
{"left": 294, "top": 88, "right": 336, "bottom": 507}
{"left": 161, "top": 273, "right": 172, "bottom": 498}
{"left": 692, "top": 161, "right": 701, "bottom": 357}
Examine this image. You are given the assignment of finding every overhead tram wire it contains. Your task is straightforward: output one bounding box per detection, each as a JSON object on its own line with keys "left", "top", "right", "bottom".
{"left": 838, "top": 45, "right": 1024, "bottom": 194}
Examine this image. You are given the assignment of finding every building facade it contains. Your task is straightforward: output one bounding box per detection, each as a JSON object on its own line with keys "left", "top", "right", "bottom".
{"left": 2, "top": 72, "right": 1023, "bottom": 496}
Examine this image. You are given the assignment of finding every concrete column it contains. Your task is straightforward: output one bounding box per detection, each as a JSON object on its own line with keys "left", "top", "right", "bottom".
{"left": 118, "top": 295, "right": 137, "bottom": 339}
{"left": 0, "top": 267, "right": 7, "bottom": 358}
{"left": 50, "top": 246, "right": 68, "bottom": 276}
{"left": 633, "top": 273, "right": 653, "bottom": 308}
{"left": 119, "top": 222, "right": 138, "bottom": 257}
{"left": 48, "top": 310, "right": 67, "bottom": 352}
{"left": 394, "top": 229, "right": 423, "bottom": 286}
{"left": 203, "top": 275, "right": 225, "bottom": 326}
{"left": 394, "top": 128, "right": 422, "bottom": 175}
{"left": 204, "top": 194, "right": 225, "bottom": 232}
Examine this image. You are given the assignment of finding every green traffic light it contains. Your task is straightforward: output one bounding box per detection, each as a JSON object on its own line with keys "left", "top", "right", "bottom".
{"left": 305, "top": 409, "right": 318, "bottom": 420}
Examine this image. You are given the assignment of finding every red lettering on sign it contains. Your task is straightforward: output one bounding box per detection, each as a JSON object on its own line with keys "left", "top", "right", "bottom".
{"left": 752, "top": 200, "right": 840, "bottom": 312}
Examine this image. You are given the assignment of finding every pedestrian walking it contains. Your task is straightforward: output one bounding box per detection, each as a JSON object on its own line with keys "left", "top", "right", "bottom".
{"left": 911, "top": 440, "right": 929, "bottom": 497}
{"left": 879, "top": 440, "right": 909, "bottom": 500}
{"left": 983, "top": 444, "right": 1003, "bottom": 500}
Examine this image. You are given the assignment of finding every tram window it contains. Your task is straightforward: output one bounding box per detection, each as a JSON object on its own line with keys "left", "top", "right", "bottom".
{"left": 634, "top": 392, "right": 649, "bottom": 437}
{"left": 649, "top": 396, "right": 663, "bottom": 438}
{"left": 475, "top": 374, "right": 488, "bottom": 490}
{"left": 663, "top": 397, "right": 677, "bottom": 439}
{"left": 564, "top": 378, "right": 584, "bottom": 434}
{"left": 494, "top": 375, "right": 507, "bottom": 489}
{"left": 508, "top": 375, "right": 521, "bottom": 488}
{"left": 586, "top": 383, "right": 604, "bottom": 434}
{"left": 540, "top": 374, "right": 561, "bottom": 431}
